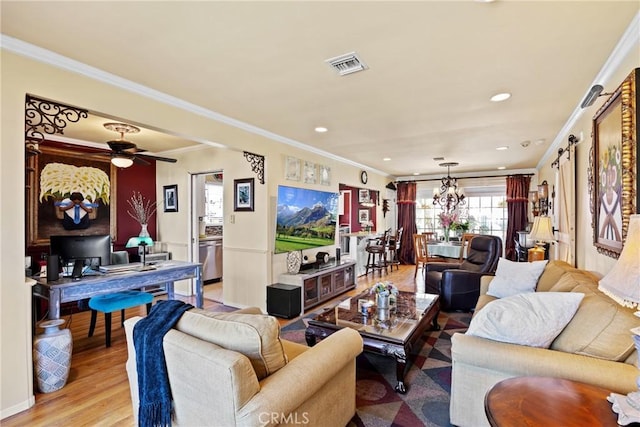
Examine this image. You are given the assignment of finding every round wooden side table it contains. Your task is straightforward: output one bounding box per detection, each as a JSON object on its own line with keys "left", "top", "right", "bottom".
{"left": 485, "top": 376, "right": 619, "bottom": 427}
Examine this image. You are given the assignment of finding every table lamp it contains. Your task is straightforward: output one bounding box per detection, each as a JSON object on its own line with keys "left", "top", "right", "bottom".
{"left": 599, "top": 214, "right": 640, "bottom": 422}
{"left": 527, "top": 216, "right": 555, "bottom": 261}
{"left": 126, "top": 236, "right": 154, "bottom": 268}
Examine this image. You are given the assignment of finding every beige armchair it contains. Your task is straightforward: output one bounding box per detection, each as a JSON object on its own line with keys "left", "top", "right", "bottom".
{"left": 124, "top": 307, "right": 363, "bottom": 427}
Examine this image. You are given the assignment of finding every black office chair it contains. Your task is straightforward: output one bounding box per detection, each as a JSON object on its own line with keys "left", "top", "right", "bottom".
{"left": 424, "top": 235, "right": 502, "bottom": 311}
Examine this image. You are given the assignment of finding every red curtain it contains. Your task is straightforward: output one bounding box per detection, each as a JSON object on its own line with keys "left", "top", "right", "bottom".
{"left": 397, "top": 182, "right": 417, "bottom": 264}
{"left": 505, "top": 175, "right": 531, "bottom": 260}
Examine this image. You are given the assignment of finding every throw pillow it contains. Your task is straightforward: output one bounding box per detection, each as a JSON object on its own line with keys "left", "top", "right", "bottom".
{"left": 176, "top": 309, "right": 287, "bottom": 380}
{"left": 466, "top": 292, "right": 584, "bottom": 348}
{"left": 486, "top": 258, "right": 548, "bottom": 298}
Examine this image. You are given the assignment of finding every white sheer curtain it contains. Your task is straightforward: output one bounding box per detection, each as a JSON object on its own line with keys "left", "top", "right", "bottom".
{"left": 555, "top": 145, "right": 576, "bottom": 264}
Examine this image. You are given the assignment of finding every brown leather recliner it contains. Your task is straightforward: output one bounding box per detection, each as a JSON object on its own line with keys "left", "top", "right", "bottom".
{"left": 424, "top": 235, "right": 502, "bottom": 311}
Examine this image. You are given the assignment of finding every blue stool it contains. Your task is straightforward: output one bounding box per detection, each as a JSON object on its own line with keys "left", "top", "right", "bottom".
{"left": 88, "top": 291, "right": 153, "bottom": 347}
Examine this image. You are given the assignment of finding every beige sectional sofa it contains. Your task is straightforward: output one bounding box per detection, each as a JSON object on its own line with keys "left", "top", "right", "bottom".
{"left": 124, "top": 307, "right": 363, "bottom": 427}
{"left": 450, "top": 260, "right": 639, "bottom": 427}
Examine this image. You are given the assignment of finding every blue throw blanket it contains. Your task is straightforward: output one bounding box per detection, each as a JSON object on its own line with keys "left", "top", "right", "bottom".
{"left": 133, "top": 299, "right": 193, "bottom": 427}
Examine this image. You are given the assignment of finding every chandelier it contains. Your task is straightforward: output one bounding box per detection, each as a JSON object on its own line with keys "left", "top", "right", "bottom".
{"left": 432, "top": 162, "right": 466, "bottom": 213}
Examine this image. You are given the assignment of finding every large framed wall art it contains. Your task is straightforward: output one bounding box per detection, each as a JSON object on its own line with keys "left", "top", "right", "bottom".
{"left": 589, "top": 68, "right": 639, "bottom": 258}
{"left": 28, "top": 145, "right": 117, "bottom": 246}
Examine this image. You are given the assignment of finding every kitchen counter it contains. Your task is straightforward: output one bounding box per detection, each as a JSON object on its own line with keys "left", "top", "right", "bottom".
{"left": 199, "top": 236, "right": 223, "bottom": 241}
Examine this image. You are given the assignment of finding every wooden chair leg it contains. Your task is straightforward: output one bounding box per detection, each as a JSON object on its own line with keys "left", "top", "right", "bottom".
{"left": 88, "top": 310, "right": 97, "bottom": 337}
{"left": 105, "top": 312, "right": 112, "bottom": 348}
{"left": 120, "top": 309, "right": 126, "bottom": 328}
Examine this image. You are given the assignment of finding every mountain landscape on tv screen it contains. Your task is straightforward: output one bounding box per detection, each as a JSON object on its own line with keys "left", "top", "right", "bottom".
{"left": 275, "top": 187, "right": 338, "bottom": 253}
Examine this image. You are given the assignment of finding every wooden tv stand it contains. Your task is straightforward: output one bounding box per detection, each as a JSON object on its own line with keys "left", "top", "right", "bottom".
{"left": 277, "top": 260, "right": 356, "bottom": 313}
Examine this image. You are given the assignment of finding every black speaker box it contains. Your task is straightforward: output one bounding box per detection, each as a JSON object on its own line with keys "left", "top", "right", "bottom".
{"left": 47, "top": 255, "right": 59, "bottom": 282}
{"left": 267, "top": 283, "right": 301, "bottom": 319}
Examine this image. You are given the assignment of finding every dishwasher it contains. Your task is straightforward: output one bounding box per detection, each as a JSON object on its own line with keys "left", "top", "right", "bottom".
{"left": 199, "top": 239, "right": 223, "bottom": 281}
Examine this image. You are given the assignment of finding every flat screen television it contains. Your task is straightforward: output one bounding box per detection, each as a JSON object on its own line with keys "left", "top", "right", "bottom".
{"left": 275, "top": 185, "right": 339, "bottom": 254}
{"left": 50, "top": 234, "right": 112, "bottom": 269}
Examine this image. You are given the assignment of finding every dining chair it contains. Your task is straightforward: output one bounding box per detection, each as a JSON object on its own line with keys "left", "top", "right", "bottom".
{"left": 422, "top": 231, "right": 437, "bottom": 242}
{"left": 413, "top": 233, "right": 441, "bottom": 278}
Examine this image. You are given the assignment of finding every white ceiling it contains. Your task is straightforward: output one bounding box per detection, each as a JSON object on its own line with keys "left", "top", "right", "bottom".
{"left": 2, "top": 1, "right": 639, "bottom": 177}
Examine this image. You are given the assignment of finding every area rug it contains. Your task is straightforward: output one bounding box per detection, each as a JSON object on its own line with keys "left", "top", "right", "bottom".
{"left": 280, "top": 310, "right": 471, "bottom": 427}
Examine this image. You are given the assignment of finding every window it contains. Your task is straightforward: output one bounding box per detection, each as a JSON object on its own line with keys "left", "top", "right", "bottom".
{"left": 204, "top": 182, "right": 223, "bottom": 225}
{"left": 416, "top": 179, "right": 507, "bottom": 242}
{"left": 416, "top": 195, "right": 507, "bottom": 241}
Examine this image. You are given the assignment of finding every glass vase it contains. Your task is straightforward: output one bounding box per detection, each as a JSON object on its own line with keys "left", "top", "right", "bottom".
{"left": 139, "top": 223, "right": 150, "bottom": 238}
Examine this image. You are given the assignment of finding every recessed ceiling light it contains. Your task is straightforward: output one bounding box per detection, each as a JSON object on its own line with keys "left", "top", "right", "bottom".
{"left": 413, "top": 172, "right": 420, "bottom": 176}
{"left": 490, "top": 92, "right": 511, "bottom": 102}
{"left": 497, "top": 166, "right": 506, "bottom": 170}
{"left": 496, "top": 146, "right": 509, "bottom": 151}
{"left": 383, "top": 157, "right": 391, "bottom": 161}
{"left": 314, "top": 126, "right": 328, "bottom": 133}
{"left": 535, "top": 139, "right": 546, "bottom": 145}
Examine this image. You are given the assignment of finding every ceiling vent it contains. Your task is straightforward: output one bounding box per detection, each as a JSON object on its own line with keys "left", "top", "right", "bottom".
{"left": 325, "top": 52, "right": 368, "bottom": 76}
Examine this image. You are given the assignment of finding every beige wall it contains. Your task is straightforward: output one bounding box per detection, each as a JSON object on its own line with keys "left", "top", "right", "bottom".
{"left": 1, "top": 50, "right": 389, "bottom": 417}
{"left": 537, "top": 53, "right": 639, "bottom": 273}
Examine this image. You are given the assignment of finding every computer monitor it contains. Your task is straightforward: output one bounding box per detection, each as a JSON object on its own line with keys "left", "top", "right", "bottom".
{"left": 49, "top": 234, "right": 112, "bottom": 270}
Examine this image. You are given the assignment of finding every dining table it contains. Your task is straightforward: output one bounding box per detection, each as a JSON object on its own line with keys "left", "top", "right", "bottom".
{"left": 427, "top": 242, "right": 465, "bottom": 259}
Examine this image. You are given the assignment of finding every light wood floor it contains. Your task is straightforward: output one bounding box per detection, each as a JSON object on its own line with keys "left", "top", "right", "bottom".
{"left": 3, "top": 263, "right": 425, "bottom": 426}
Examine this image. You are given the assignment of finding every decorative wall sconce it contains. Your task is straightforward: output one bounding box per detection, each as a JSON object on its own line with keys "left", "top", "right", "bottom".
{"left": 530, "top": 191, "right": 540, "bottom": 217}
{"left": 538, "top": 180, "right": 552, "bottom": 216}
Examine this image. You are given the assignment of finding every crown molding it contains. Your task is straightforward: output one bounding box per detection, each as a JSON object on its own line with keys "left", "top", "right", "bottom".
{"left": 1, "top": 34, "right": 391, "bottom": 178}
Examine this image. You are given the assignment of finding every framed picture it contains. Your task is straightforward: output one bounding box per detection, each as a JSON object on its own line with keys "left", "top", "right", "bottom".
{"left": 589, "top": 68, "right": 639, "bottom": 258}
{"left": 319, "top": 164, "right": 331, "bottom": 186}
{"left": 359, "top": 189, "right": 370, "bottom": 204}
{"left": 285, "top": 156, "right": 301, "bottom": 181}
{"left": 303, "top": 161, "right": 317, "bottom": 184}
{"left": 234, "top": 178, "right": 254, "bottom": 212}
{"left": 359, "top": 209, "right": 370, "bottom": 223}
{"left": 163, "top": 185, "right": 178, "bottom": 212}
{"left": 27, "top": 145, "right": 117, "bottom": 246}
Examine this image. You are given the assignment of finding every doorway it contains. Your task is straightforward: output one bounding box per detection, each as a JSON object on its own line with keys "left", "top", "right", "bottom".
{"left": 190, "top": 171, "right": 224, "bottom": 303}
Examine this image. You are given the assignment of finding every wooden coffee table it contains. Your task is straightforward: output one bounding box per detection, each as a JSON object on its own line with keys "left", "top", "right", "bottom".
{"left": 485, "top": 377, "right": 619, "bottom": 426}
{"left": 305, "top": 289, "right": 439, "bottom": 393}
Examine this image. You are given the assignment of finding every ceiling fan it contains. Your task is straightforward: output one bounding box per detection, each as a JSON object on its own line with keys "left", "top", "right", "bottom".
{"left": 100, "top": 122, "right": 177, "bottom": 168}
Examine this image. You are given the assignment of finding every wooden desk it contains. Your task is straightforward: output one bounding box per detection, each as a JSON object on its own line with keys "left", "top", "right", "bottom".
{"left": 485, "top": 377, "right": 618, "bottom": 427}
{"left": 33, "top": 260, "right": 203, "bottom": 319}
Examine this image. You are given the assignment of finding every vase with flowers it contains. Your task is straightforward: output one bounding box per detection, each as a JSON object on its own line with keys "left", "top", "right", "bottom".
{"left": 126, "top": 191, "right": 158, "bottom": 237}
{"left": 438, "top": 211, "right": 459, "bottom": 243}
{"left": 370, "top": 281, "right": 398, "bottom": 309}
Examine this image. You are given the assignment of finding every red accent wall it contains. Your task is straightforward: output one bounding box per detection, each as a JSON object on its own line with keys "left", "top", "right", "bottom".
{"left": 114, "top": 162, "right": 157, "bottom": 250}
{"left": 339, "top": 184, "right": 378, "bottom": 233}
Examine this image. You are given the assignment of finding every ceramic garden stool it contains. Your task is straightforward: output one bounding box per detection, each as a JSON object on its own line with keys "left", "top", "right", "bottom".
{"left": 88, "top": 290, "right": 153, "bottom": 347}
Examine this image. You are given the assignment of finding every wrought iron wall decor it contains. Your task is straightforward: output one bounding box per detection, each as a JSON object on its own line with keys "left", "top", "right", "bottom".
{"left": 25, "top": 95, "right": 89, "bottom": 155}
{"left": 243, "top": 151, "right": 265, "bottom": 184}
